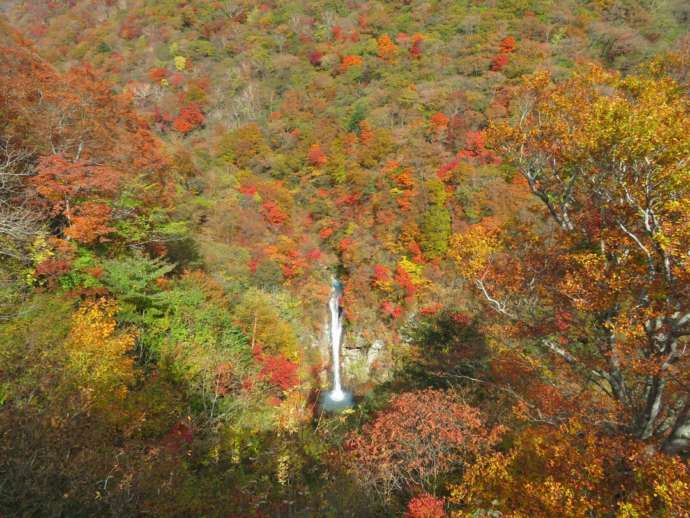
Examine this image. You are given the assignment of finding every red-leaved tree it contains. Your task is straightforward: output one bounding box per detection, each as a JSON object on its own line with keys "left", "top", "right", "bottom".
{"left": 405, "top": 494, "right": 446, "bottom": 518}
{"left": 343, "top": 389, "right": 501, "bottom": 500}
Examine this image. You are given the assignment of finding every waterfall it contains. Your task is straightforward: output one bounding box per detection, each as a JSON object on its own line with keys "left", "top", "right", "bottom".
{"left": 322, "top": 277, "right": 352, "bottom": 410}
{"left": 328, "top": 284, "right": 345, "bottom": 401}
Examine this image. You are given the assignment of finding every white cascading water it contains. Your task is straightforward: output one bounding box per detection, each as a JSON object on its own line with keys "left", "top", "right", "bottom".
{"left": 328, "top": 284, "right": 345, "bottom": 401}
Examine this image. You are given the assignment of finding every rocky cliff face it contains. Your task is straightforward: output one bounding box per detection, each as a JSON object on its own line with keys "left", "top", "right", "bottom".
{"left": 311, "top": 316, "right": 392, "bottom": 393}
{"left": 342, "top": 335, "right": 390, "bottom": 387}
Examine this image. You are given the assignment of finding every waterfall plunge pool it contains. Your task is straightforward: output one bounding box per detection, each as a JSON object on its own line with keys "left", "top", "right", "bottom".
{"left": 320, "top": 389, "right": 354, "bottom": 412}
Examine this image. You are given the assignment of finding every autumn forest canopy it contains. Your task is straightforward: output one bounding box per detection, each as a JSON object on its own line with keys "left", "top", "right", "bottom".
{"left": 0, "top": 0, "right": 689, "bottom": 516}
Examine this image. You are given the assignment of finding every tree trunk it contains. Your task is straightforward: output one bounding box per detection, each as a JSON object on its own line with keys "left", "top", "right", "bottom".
{"left": 662, "top": 396, "right": 690, "bottom": 456}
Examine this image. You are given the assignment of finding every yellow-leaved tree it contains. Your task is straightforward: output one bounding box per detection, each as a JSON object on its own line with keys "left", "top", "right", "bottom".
{"left": 64, "top": 300, "right": 135, "bottom": 416}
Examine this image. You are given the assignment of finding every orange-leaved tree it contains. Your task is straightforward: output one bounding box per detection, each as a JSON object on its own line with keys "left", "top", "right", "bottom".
{"left": 452, "top": 64, "right": 690, "bottom": 453}
{"left": 449, "top": 420, "right": 690, "bottom": 517}
{"left": 0, "top": 24, "right": 170, "bottom": 245}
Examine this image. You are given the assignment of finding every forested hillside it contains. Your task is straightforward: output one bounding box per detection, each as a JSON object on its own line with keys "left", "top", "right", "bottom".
{"left": 1, "top": 1, "right": 689, "bottom": 516}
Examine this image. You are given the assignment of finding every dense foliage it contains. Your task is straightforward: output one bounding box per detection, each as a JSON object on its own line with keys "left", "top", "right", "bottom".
{"left": 0, "top": 0, "right": 688, "bottom": 516}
